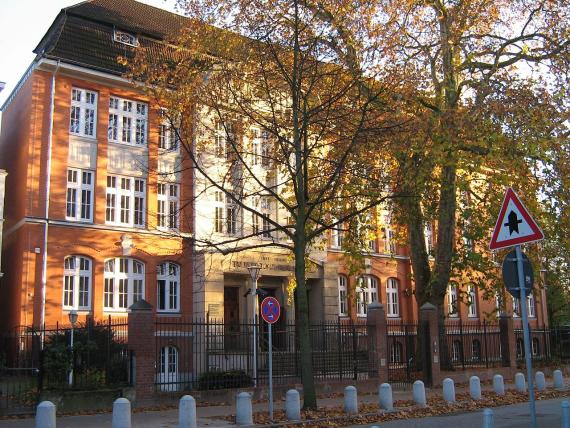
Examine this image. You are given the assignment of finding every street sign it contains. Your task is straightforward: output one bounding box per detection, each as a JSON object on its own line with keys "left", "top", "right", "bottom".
{"left": 261, "top": 297, "right": 280, "bottom": 324}
{"left": 502, "top": 250, "right": 534, "bottom": 298}
{"left": 489, "top": 188, "right": 544, "bottom": 250}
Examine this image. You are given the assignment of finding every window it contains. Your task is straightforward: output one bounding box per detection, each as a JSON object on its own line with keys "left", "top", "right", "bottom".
{"left": 157, "top": 262, "right": 180, "bottom": 312}
{"left": 157, "top": 183, "right": 179, "bottom": 230}
{"left": 158, "top": 110, "right": 179, "bottom": 151}
{"left": 104, "top": 258, "right": 145, "bottom": 311}
{"left": 368, "top": 238, "right": 378, "bottom": 253}
{"left": 382, "top": 225, "right": 395, "bottom": 254}
{"left": 70, "top": 88, "right": 97, "bottom": 137}
{"left": 516, "top": 338, "right": 524, "bottom": 358}
{"left": 63, "top": 256, "right": 92, "bottom": 310}
{"left": 338, "top": 276, "right": 348, "bottom": 316}
{"left": 261, "top": 130, "right": 272, "bottom": 167}
{"left": 214, "top": 191, "right": 224, "bottom": 233}
{"left": 108, "top": 96, "right": 147, "bottom": 146}
{"left": 66, "top": 168, "right": 94, "bottom": 222}
{"left": 467, "top": 285, "right": 477, "bottom": 318}
{"left": 390, "top": 342, "right": 403, "bottom": 364}
{"left": 424, "top": 223, "right": 434, "bottom": 255}
{"left": 356, "top": 276, "right": 378, "bottom": 316}
{"left": 106, "top": 175, "right": 146, "bottom": 227}
{"left": 113, "top": 30, "right": 139, "bottom": 47}
{"left": 331, "top": 220, "right": 343, "bottom": 248}
{"left": 495, "top": 291, "right": 503, "bottom": 316}
{"left": 214, "top": 121, "right": 234, "bottom": 159}
{"left": 261, "top": 197, "right": 273, "bottom": 239}
{"left": 452, "top": 340, "right": 462, "bottom": 362}
{"left": 532, "top": 338, "right": 540, "bottom": 357}
{"left": 251, "top": 128, "right": 260, "bottom": 165}
{"left": 386, "top": 278, "right": 400, "bottom": 318}
{"left": 226, "top": 193, "right": 238, "bottom": 235}
{"left": 512, "top": 295, "right": 536, "bottom": 318}
{"left": 447, "top": 283, "right": 458, "bottom": 317}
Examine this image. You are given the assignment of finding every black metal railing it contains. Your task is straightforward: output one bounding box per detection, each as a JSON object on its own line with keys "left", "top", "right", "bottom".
{"left": 386, "top": 320, "right": 420, "bottom": 387}
{"left": 514, "top": 324, "right": 552, "bottom": 362}
{"left": 1, "top": 318, "right": 130, "bottom": 415}
{"left": 154, "top": 317, "right": 371, "bottom": 393}
{"left": 439, "top": 319, "right": 502, "bottom": 370}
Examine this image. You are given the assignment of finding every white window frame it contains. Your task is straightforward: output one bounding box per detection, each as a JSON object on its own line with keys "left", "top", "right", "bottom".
{"left": 70, "top": 88, "right": 97, "bottom": 138}
{"left": 467, "top": 285, "right": 477, "bottom": 318}
{"left": 113, "top": 30, "right": 139, "bottom": 47}
{"left": 66, "top": 168, "right": 94, "bottom": 222}
{"left": 331, "top": 220, "right": 343, "bottom": 248}
{"left": 390, "top": 342, "right": 403, "bottom": 363}
{"left": 383, "top": 226, "right": 395, "bottom": 254}
{"left": 226, "top": 193, "right": 239, "bottom": 236}
{"left": 106, "top": 175, "right": 146, "bottom": 228}
{"left": 356, "top": 275, "right": 378, "bottom": 317}
{"left": 261, "top": 130, "right": 272, "bottom": 167}
{"left": 261, "top": 197, "right": 273, "bottom": 239}
{"left": 386, "top": 278, "right": 400, "bottom": 318}
{"left": 104, "top": 258, "right": 145, "bottom": 311}
{"left": 338, "top": 275, "right": 348, "bottom": 316}
{"left": 447, "top": 284, "right": 459, "bottom": 317}
{"left": 63, "top": 255, "right": 92, "bottom": 311}
{"left": 157, "top": 262, "right": 180, "bottom": 313}
{"left": 157, "top": 182, "right": 180, "bottom": 230}
{"left": 158, "top": 110, "right": 180, "bottom": 152}
{"left": 213, "top": 191, "right": 224, "bottom": 233}
{"left": 108, "top": 96, "right": 148, "bottom": 146}
{"left": 512, "top": 294, "right": 536, "bottom": 318}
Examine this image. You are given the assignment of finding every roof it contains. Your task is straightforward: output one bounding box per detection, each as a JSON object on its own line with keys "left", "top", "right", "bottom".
{"left": 33, "top": 0, "right": 188, "bottom": 75}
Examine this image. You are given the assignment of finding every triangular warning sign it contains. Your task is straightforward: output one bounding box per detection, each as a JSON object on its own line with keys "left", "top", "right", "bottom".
{"left": 489, "top": 188, "right": 544, "bottom": 250}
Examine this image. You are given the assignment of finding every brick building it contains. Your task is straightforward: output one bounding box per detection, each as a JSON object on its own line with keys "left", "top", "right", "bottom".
{"left": 0, "top": 0, "right": 547, "bottom": 336}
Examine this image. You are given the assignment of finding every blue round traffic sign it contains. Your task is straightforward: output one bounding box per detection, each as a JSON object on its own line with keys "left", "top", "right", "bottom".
{"left": 261, "top": 297, "right": 280, "bottom": 324}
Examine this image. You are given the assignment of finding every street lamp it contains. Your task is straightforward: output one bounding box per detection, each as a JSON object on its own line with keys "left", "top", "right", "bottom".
{"left": 247, "top": 264, "right": 261, "bottom": 387}
{"left": 68, "top": 310, "right": 78, "bottom": 386}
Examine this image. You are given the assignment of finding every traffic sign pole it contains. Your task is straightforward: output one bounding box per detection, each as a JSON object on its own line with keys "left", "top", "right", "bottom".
{"left": 516, "top": 244, "right": 537, "bottom": 428}
{"left": 268, "top": 321, "right": 273, "bottom": 420}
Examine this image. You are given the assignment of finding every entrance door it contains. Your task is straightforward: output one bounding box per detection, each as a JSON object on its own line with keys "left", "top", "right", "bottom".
{"left": 224, "top": 287, "right": 240, "bottom": 350}
{"left": 158, "top": 346, "right": 178, "bottom": 392}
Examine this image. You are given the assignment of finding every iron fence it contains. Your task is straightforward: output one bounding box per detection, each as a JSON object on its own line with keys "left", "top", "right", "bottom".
{"left": 439, "top": 319, "right": 502, "bottom": 370}
{"left": 515, "top": 324, "right": 551, "bottom": 363}
{"left": 386, "top": 320, "right": 420, "bottom": 388}
{"left": 154, "top": 317, "right": 372, "bottom": 393}
{"left": 0, "top": 318, "right": 130, "bottom": 415}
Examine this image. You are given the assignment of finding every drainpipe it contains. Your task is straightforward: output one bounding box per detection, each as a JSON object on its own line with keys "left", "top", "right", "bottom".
{"left": 39, "top": 60, "right": 60, "bottom": 329}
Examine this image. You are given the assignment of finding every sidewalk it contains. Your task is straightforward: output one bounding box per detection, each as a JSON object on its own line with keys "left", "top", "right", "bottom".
{"left": 0, "top": 381, "right": 562, "bottom": 427}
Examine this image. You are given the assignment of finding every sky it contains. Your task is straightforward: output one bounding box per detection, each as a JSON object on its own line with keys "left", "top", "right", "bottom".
{"left": 0, "top": 0, "right": 179, "bottom": 107}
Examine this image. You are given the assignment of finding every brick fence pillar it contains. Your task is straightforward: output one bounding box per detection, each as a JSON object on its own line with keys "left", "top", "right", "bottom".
{"left": 420, "top": 303, "right": 441, "bottom": 387}
{"left": 499, "top": 313, "right": 516, "bottom": 369}
{"left": 128, "top": 299, "right": 155, "bottom": 403}
{"left": 367, "top": 302, "right": 389, "bottom": 382}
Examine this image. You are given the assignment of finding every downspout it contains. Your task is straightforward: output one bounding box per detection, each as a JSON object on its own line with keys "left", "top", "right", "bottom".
{"left": 39, "top": 60, "right": 60, "bottom": 328}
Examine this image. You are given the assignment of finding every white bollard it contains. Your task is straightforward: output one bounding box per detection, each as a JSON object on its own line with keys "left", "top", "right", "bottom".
{"left": 379, "top": 383, "right": 393, "bottom": 411}
{"left": 236, "top": 392, "right": 253, "bottom": 426}
{"left": 112, "top": 398, "right": 131, "bottom": 428}
{"left": 483, "top": 408, "right": 494, "bottom": 428}
{"left": 554, "top": 370, "right": 565, "bottom": 390}
{"left": 35, "top": 401, "right": 56, "bottom": 428}
{"left": 443, "top": 378, "right": 455, "bottom": 403}
{"left": 413, "top": 380, "right": 426, "bottom": 406}
{"left": 562, "top": 401, "right": 570, "bottom": 428}
{"left": 493, "top": 374, "right": 505, "bottom": 396}
{"left": 179, "top": 395, "right": 197, "bottom": 428}
{"left": 470, "top": 376, "right": 481, "bottom": 400}
{"left": 285, "top": 389, "right": 301, "bottom": 421}
{"left": 535, "top": 371, "right": 546, "bottom": 391}
{"left": 344, "top": 385, "right": 358, "bottom": 415}
{"left": 515, "top": 372, "right": 526, "bottom": 393}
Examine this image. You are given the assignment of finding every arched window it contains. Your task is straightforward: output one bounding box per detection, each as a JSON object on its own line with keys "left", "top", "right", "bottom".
{"left": 447, "top": 283, "right": 459, "bottom": 317}
{"left": 386, "top": 278, "right": 400, "bottom": 318}
{"left": 157, "top": 262, "right": 180, "bottom": 312}
{"left": 63, "top": 256, "right": 92, "bottom": 310}
{"left": 528, "top": 293, "right": 536, "bottom": 318}
{"left": 472, "top": 339, "right": 481, "bottom": 361}
{"left": 356, "top": 275, "right": 378, "bottom": 316}
{"left": 338, "top": 275, "right": 348, "bottom": 316}
{"left": 104, "top": 258, "right": 145, "bottom": 311}
{"left": 452, "top": 340, "right": 462, "bottom": 362}
{"left": 390, "top": 341, "right": 403, "bottom": 364}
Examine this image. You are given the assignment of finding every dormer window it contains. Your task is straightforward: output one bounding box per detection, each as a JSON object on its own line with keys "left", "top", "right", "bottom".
{"left": 114, "top": 30, "right": 139, "bottom": 47}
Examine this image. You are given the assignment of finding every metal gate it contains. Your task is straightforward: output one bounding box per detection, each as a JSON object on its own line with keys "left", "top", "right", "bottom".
{"left": 386, "top": 321, "right": 422, "bottom": 388}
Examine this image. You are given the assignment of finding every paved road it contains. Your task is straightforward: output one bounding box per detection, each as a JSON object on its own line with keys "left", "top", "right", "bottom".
{"left": 355, "top": 398, "right": 568, "bottom": 428}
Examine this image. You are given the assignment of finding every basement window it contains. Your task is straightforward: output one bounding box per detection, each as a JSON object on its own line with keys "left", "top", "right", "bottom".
{"left": 114, "top": 30, "right": 139, "bottom": 47}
